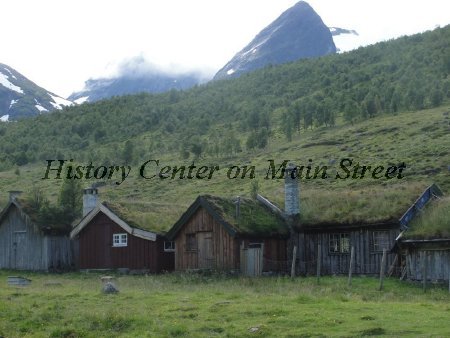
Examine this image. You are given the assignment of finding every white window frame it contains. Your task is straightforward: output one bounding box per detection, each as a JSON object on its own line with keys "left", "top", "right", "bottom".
{"left": 164, "top": 241, "right": 175, "bottom": 252}
{"left": 113, "top": 233, "right": 128, "bottom": 247}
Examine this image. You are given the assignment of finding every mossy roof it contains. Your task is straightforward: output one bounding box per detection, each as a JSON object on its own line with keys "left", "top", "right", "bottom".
{"left": 295, "top": 183, "right": 432, "bottom": 228}
{"left": 101, "top": 201, "right": 163, "bottom": 234}
{"left": 403, "top": 196, "right": 450, "bottom": 240}
{"left": 167, "top": 195, "right": 289, "bottom": 240}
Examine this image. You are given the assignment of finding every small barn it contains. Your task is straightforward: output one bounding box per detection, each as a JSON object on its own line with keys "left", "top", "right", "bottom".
{"left": 0, "top": 191, "right": 72, "bottom": 271}
{"left": 398, "top": 195, "right": 450, "bottom": 283}
{"left": 70, "top": 188, "right": 174, "bottom": 272}
{"left": 166, "top": 195, "right": 289, "bottom": 275}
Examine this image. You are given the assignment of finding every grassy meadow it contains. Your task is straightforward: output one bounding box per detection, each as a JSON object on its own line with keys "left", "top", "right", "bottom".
{"left": 0, "top": 271, "right": 449, "bottom": 337}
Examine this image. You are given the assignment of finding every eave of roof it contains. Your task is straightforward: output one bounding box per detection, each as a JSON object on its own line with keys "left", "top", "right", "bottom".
{"left": 70, "top": 203, "right": 157, "bottom": 241}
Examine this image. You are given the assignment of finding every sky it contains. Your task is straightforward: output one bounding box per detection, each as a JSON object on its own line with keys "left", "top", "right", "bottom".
{"left": 1, "top": 0, "right": 449, "bottom": 98}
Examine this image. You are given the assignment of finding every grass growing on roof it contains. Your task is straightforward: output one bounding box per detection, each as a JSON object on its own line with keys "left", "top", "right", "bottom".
{"left": 203, "top": 195, "right": 289, "bottom": 236}
{"left": 298, "top": 182, "right": 428, "bottom": 226}
{"left": 405, "top": 196, "right": 450, "bottom": 239}
{"left": 265, "top": 182, "right": 429, "bottom": 227}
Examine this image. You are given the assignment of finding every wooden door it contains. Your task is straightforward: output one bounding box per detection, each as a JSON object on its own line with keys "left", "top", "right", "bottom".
{"left": 245, "top": 247, "right": 263, "bottom": 276}
{"left": 198, "top": 232, "right": 213, "bottom": 269}
{"left": 13, "top": 231, "right": 26, "bottom": 269}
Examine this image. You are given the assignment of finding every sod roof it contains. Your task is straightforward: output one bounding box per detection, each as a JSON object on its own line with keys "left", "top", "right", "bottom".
{"left": 404, "top": 196, "right": 450, "bottom": 240}
{"left": 295, "top": 183, "right": 432, "bottom": 228}
{"left": 167, "top": 195, "right": 289, "bottom": 239}
{"left": 101, "top": 201, "right": 167, "bottom": 234}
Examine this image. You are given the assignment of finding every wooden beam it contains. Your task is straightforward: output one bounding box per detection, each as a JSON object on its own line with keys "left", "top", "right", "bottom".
{"left": 387, "top": 254, "right": 399, "bottom": 277}
{"left": 291, "top": 245, "right": 297, "bottom": 278}
{"left": 316, "top": 244, "right": 321, "bottom": 284}
{"left": 348, "top": 246, "right": 355, "bottom": 287}
{"left": 379, "top": 249, "right": 387, "bottom": 291}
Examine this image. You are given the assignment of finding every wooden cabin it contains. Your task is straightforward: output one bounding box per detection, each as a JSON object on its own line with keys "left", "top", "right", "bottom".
{"left": 166, "top": 195, "right": 289, "bottom": 275}
{"left": 398, "top": 195, "right": 449, "bottom": 283}
{"left": 71, "top": 189, "right": 173, "bottom": 272}
{"left": 290, "top": 184, "right": 443, "bottom": 276}
{"left": 0, "top": 192, "right": 72, "bottom": 271}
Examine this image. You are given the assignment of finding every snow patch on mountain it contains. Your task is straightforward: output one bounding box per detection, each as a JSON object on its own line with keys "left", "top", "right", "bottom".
{"left": 0, "top": 72, "right": 24, "bottom": 94}
{"left": 48, "top": 93, "right": 74, "bottom": 109}
{"left": 74, "top": 96, "right": 89, "bottom": 104}
{"left": 3, "top": 68, "right": 17, "bottom": 79}
{"left": 35, "top": 104, "right": 48, "bottom": 113}
{"left": 9, "top": 99, "right": 18, "bottom": 108}
{"left": 0, "top": 114, "right": 9, "bottom": 122}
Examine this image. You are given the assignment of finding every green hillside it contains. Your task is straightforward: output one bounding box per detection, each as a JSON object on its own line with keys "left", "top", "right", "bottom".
{"left": 0, "top": 25, "right": 448, "bottom": 169}
{"left": 1, "top": 104, "right": 448, "bottom": 233}
{"left": 0, "top": 26, "right": 449, "bottom": 233}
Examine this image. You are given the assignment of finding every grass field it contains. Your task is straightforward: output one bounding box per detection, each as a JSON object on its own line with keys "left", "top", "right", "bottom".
{"left": 0, "top": 272, "right": 449, "bottom": 337}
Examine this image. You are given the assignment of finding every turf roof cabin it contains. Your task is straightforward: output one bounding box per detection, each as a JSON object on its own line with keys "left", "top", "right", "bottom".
{"left": 290, "top": 183, "right": 443, "bottom": 276}
{"left": 0, "top": 191, "right": 73, "bottom": 271}
{"left": 398, "top": 193, "right": 449, "bottom": 283}
{"left": 166, "top": 195, "right": 289, "bottom": 275}
{"left": 70, "top": 188, "right": 174, "bottom": 273}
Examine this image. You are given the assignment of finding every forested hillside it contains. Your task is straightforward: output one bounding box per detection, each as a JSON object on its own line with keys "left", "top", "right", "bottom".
{"left": 0, "top": 25, "right": 448, "bottom": 170}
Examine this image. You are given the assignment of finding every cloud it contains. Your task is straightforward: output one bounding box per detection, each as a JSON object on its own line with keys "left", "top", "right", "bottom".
{"left": 104, "top": 55, "right": 215, "bottom": 81}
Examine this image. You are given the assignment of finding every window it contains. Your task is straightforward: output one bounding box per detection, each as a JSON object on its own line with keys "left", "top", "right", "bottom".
{"left": 186, "top": 233, "right": 197, "bottom": 251}
{"left": 329, "top": 233, "right": 350, "bottom": 254}
{"left": 164, "top": 241, "right": 175, "bottom": 252}
{"left": 372, "top": 231, "right": 389, "bottom": 252}
{"left": 113, "top": 233, "right": 127, "bottom": 247}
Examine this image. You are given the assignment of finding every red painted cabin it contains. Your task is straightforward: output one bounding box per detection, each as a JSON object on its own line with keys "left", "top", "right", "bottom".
{"left": 71, "top": 202, "right": 174, "bottom": 272}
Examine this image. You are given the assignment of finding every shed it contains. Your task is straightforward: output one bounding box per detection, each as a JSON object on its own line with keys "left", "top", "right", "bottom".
{"left": 0, "top": 193, "right": 73, "bottom": 271}
{"left": 398, "top": 196, "right": 450, "bottom": 283}
{"left": 70, "top": 195, "right": 174, "bottom": 272}
{"left": 166, "top": 195, "right": 289, "bottom": 275}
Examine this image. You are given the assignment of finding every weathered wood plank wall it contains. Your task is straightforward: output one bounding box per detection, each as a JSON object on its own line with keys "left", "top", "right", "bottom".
{"left": 174, "top": 207, "right": 237, "bottom": 271}
{"left": 0, "top": 205, "right": 72, "bottom": 271}
{"left": 406, "top": 248, "right": 450, "bottom": 282}
{"left": 77, "top": 212, "right": 168, "bottom": 271}
{"left": 294, "top": 227, "right": 399, "bottom": 275}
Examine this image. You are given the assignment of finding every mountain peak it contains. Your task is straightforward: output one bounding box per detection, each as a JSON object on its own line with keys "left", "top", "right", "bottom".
{"left": 214, "top": 1, "right": 336, "bottom": 80}
{"left": 0, "top": 63, "right": 73, "bottom": 121}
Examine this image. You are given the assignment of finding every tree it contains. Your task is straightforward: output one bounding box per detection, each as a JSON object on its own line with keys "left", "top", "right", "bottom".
{"left": 58, "top": 177, "right": 82, "bottom": 222}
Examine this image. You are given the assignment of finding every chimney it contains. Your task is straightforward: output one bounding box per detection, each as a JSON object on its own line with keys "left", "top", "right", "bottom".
{"left": 235, "top": 196, "right": 241, "bottom": 222}
{"left": 83, "top": 187, "right": 98, "bottom": 217}
{"left": 284, "top": 163, "right": 299, "bottom": 216}
{"left": 8, "top": 190, "right": 23, "bottom": 202}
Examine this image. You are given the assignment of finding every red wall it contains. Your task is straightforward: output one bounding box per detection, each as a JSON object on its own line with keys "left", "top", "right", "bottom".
{"left": 77, "top": 212, "right": 173, "bottom": 272}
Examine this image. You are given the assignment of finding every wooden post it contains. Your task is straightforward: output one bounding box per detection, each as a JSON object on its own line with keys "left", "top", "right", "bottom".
{"left": 422, "top": 251, "right": 428, "bottom": 292}
{"left": 316, "top": 244, "right": 321, "bottom": 284}
{"left": 379, "top": 249, "right": 387, "bottom": 291}
{"left": 290, "top": 245, "right": 297, "bottom": 278}
{"left": 448, "top": 265, "right": 450, "bottom": 294}
{"left": 348, "top": 246, "right": 355, "bottom": 287}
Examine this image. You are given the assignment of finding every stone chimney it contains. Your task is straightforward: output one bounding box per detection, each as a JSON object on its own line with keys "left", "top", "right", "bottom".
{"left": 83, "top": 187, "right": 98, "bottom": 217}
{"left": 284, "top": 163, "right": 299, "bottom": 216}
{"left": 8, "top": 190, "right": 23, "bottom": 202}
